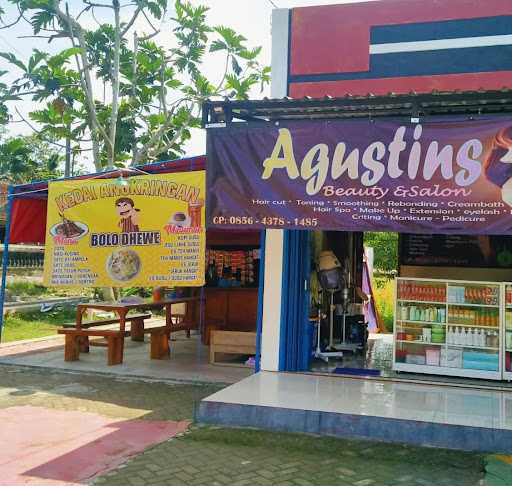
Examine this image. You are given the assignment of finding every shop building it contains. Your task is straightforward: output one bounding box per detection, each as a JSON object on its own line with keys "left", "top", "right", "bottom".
{"left": 198, "top": 0, "right": 512, "bottom": 451}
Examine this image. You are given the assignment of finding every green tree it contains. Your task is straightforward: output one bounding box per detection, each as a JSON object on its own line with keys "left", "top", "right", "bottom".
{"left": 0, "top": 70, "right": 11, "bottom": 125}
{"left": 0, "top": 133, "right": 62, "bottom": 184}
{"left": 364, "top": 232, "right": 398, "bottom": 273}
{"left": 0, "top": 0, "right": 269, "bottom": 172}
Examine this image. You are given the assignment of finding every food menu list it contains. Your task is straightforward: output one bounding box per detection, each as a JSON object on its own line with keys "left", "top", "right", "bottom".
{"left": 43, "top": 172, "right": 206, "bottom": 288}
{"left": 50, "top": 248, "right": 96, "bottom": 286}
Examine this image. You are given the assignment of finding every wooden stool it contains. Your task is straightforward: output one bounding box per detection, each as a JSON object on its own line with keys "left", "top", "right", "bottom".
{"left": 145, "top": 327, "right": 170, "bottom": 360}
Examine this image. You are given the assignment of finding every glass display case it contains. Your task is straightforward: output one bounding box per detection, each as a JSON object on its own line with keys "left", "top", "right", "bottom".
{"left": 394, "top": 278, "right": 502, "bottom": 380}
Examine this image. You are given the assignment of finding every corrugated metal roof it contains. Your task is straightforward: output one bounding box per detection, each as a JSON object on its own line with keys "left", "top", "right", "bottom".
{"left": 201, "top": 89, "right": 512, "bottom": 126}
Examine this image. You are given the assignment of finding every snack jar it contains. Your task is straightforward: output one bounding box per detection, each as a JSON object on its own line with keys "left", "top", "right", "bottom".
{"left": 188, "top": 198, "right": 204, "bottom": 228}
{"left": 152, "top": 287, "right": 163, "bottom": 302}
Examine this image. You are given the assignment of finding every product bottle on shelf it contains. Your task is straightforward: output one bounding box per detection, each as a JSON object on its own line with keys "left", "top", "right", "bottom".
{"left": 476, "top": 329, "right": 482, "bottom": 347}
{"left": 485, "top": 331, "right": 491, "bottom": 347}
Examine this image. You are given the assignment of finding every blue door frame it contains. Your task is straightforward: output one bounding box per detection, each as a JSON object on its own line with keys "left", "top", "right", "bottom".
{"left": 279, "top": 230, "right": 311, "bottom": 372}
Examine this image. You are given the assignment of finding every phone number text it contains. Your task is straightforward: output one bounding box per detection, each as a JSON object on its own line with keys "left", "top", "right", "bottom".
{"left": 211, "top": 216, "right": 318, "bottom": 227}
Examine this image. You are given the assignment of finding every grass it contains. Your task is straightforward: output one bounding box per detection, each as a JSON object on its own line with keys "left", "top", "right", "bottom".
{"left": 2, "top": 306, "right": 76, "bottom": 343}
{"left": 373, "top": 276, "right": 395, "bottom": 333}
{"left": 6, "top": 280, "right": 94, "bottom": 300}
{"left": 7, "top": 281, "right": 49, "bottom": 298}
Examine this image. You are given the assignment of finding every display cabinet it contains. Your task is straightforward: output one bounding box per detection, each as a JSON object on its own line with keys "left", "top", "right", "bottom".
{"left": 503, "top": 284, "right": 512, "bottom": 381}
{"left": 394, "top": 278, "right": 502, "bottom": 380}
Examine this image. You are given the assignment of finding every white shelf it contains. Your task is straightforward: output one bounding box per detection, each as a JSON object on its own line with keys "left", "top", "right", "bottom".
{"left": 446, "top": 343, "right": 499, "bottom": 351}
{"left": 447, "top": 302, "right": 499, "bottom": 308}
{"left": 395, "top": 278, "right": 506, "bottom": 381}
{"left": 396, "top": 340, "right": 444, "bottom": 346}
{"left": 393, "top": 362, "right": 502, "bottom": 380}
{"left": 396, "top": 319, "right": 445, "bottom": 325}
{"left": 447, "top": 323, "right": 499, "bottom": 330}
{"left": 397, "top": 299, "right": 445, "bottom": 305}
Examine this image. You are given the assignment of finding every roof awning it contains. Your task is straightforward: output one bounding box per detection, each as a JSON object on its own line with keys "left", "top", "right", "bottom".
{"left": 202, "top": 90, "right": 512, "bottom": 125}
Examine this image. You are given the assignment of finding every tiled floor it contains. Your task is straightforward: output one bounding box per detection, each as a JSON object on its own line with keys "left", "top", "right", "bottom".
{"left": 311, "top": 333, "right": 394, "bottom": 373}
{"left": 311, "top": 333, "right": 512, "bottom": 389}
{"left": 204, "top": 371, "right": 512, "bottom": 431}
{"left": 0, "top": 331, "right": 252, "bottom": 385}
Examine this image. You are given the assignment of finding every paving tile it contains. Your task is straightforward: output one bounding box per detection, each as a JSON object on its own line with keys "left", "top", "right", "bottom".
{"left": 0, "top": 365, "right": 488, "bottom": 486}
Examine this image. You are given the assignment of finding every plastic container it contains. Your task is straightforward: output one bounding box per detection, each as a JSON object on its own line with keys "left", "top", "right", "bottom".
{"left": 426, "top": 348, "right": 440, "bottom": 366}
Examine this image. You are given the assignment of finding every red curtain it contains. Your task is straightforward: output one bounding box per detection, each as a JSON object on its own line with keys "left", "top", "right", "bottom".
{"left": 9, "top": 198, "right": 47, "bottom": 244}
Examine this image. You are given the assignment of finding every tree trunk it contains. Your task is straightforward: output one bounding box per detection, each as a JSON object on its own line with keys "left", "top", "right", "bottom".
{"left": 107, "top": 0, "right": 122, "bottom": 170}
{"left": 64, "top": 129, "right": 71, "bottom": 178}
{"left": 101, "top": 287, "right": 115, "bottom": 302}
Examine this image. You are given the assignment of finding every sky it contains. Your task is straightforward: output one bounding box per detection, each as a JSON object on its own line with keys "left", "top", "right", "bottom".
{"left": 0, "top": 0, "right": 372, "bottom": 168}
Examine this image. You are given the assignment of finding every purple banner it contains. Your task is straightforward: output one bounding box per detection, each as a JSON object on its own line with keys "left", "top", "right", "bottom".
{"left": 206, "top": 117, "right": 512, "bottom": 234}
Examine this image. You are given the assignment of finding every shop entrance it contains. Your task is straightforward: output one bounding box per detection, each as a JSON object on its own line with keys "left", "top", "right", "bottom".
{"left": 306, "top": 230, "right": 392, "bottom": 377}
{"left": 301, "top": 230, "right": 512, "bottom": 385}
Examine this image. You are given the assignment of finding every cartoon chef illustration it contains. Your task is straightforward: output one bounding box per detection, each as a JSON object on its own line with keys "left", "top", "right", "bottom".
{"left": 115, "top": 197, "right": 140, "bottom": 233}
{"left": 484, "top": 126, "right": 512, "bottom": 206}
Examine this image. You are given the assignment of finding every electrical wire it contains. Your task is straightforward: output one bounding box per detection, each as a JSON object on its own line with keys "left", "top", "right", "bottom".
{"left": 266, "top": 0, "right": 279, "bottom": 8}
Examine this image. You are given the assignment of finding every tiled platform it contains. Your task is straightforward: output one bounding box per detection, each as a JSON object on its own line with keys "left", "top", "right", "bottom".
{"left": 0, "top": 331, "right": 252, "bottom": 385}
{"left": 197, "top": 371, "right": 512, "bottom": 453}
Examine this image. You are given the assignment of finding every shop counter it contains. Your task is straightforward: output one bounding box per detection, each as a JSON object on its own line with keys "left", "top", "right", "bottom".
{"left": 203, "top": 287, "right": 258, "bottom": 345}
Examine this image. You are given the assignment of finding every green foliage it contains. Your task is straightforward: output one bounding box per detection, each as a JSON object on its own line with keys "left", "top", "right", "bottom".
{"left": 7, "top": 281, "right": 50, "bottom": 298}
{"left": 373, "top": 277, "right": 395, "bottom": 333}
{"left": 3, "top": 306, "right": 76, "bottom": 343}
{"left": 0, "top": 71, "right": 12, "bottom": 124}
{"left": 1, "top": 0, "right": 269, "bottom": 170}
{"left": 364, "top": 232, "right": 398, "bottom": 273}
{"left": 0, "top": 133, "right": 62, "bottom": 183}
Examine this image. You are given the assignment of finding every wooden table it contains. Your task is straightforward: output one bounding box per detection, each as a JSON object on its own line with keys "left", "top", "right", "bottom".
{"left": 76, "top": 296, "right": 200, "bottom": 335}
{"left": 67, "top": 296, "right": 200, "bottom": 364}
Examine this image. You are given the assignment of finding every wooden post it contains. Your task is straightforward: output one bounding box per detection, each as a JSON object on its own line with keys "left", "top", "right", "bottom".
{"left": 64, "top": 334, "right": 80, "bottom": 361}
{"left": 164, "top": 304, "right": 172, "bottom": 340}
{"left": 78, "top": 335, "right": 90, "bottom": 353}
{"left": 107, "top": 334, "right": 124, "bottom": 365}
{"left": 130, "top": 318, "right": 145, "bottom": 341}
{"left": 150, "top": 330, "right": 170, "bottom": 360}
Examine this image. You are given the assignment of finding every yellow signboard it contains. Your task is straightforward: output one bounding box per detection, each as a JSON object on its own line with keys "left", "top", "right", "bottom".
{"left": 43, "top": 171, "right": 206, "bottom": 287}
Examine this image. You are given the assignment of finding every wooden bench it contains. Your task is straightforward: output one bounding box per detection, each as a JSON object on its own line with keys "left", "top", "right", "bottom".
{"left": 58, "top": 324, "right": 170, "bottom": 365}
{"left": 62, "top": 313, "right": 152, "bottom": 342}
{"left": 209, "top": 330, "right": 257, "bottom": 367}
{"left": 58, "top": 329, "right": 126, "bottom": 365}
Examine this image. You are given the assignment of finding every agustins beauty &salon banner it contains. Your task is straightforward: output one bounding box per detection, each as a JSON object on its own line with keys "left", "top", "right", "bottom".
{"left": 207, "top": 117, "right": 512, "bottom": 235}
{"left": 43, "top": 171, "right": 205, "bottom": 287}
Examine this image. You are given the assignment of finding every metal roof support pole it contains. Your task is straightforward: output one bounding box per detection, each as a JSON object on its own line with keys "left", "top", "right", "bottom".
{"left": 0, "top": 186, "right": 13, "bottom": 342}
